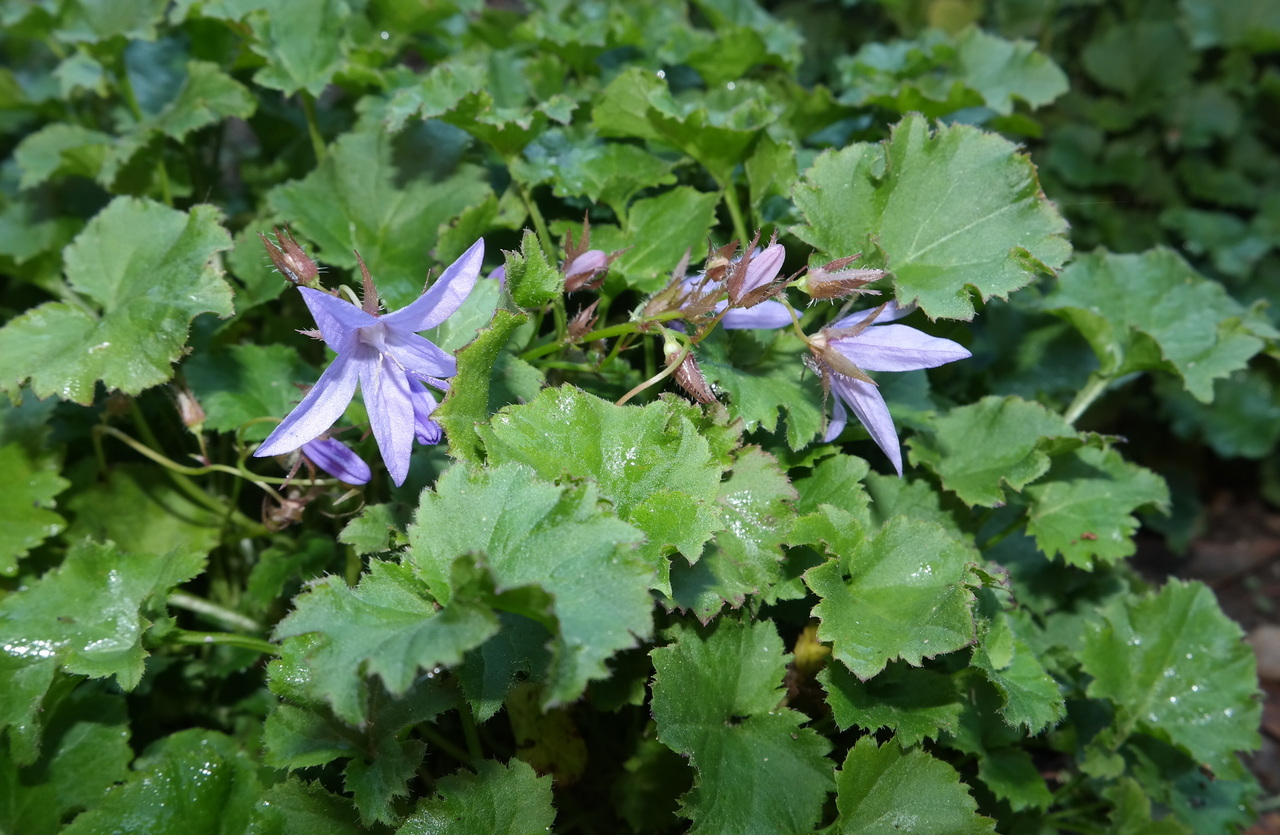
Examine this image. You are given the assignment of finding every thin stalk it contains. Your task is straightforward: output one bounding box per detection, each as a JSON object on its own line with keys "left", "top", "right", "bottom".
{"left": 516, "top": 180, "right": 556, "bottom": 261}
{"left": 519, "top": 311, "right": 685, "bottom": 362}
{"left": 418, "top": 724, "right": 475, "bottom": 765}
{"left": 1062, "top": 371, "right": 1112, "bottom": 425}
{"left": 459, "top": 707, "right": 484, "bottom": 761}
{"left": 301, "top": 91, "right": 326, "bottom": 163}
{"left": 720, "top": 181, "right": 751, "bottom": 250}
{"left": 165, "top": 629, "right": 278, "bottom": 656}
{"left": 169, "top": 591, "right": 263, "bottom": 632}
{"left": 616, "top": 336, "right": 692, "bottom": 406}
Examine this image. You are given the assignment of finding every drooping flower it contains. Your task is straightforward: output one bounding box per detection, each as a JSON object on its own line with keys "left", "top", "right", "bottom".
{"left": 255, "top": 239, "right": 484, "bottom": 485}
{"left": 808, "top": 301, "right": 970, "bottom": 475}
{"left": 301, "top": 437, "right": 371, "bottom": 484}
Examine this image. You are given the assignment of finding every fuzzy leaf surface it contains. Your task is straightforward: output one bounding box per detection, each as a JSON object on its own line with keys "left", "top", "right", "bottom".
{"left": 0, "top": 198, "right": 233, "bottom": 404}
{"left": 793, "top": 114, "right": 1070, "bottom": 320}
{"left": 408, "top": 463, "right": 652, "bottom": 706}
{"left": 799, "top": 509, "right": 981, "bottom": 680}
{"left": 398, "top": 759, "right": 555, "bottom": 835}
{"left": 651, "top": 619, "right": 833, "bottom": 835}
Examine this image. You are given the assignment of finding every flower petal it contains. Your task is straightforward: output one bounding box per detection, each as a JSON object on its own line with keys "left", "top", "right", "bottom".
{"left": 361, "top": 355, "right": 417, "bottom": 486}
{"left": 255, "top": 353, "right": 362, "bottom": 457}
{"left": 828, "top": 300, "right": 915, "bottom": 330}
{"left": 823, "top": 392, "right": 849, "bottom": 443}
{"left": 720, "top": 300, "right": 793, "bottom": 330}
{"left": 383, "top": 238, "right": 484, "bottom": 331}
{"left": 741, "top": 243, "right": 785, "bottom": 294}
{"left": 829, "top": 374, "right": 903, "bottom": 476}
{"left": 831, "top": 323, "right": 971, "bottom": 372}
{"left": 409, "top": 385, "right": 443, "bottom": 445}
{"left": 383, "top": 330, "right": 457, "bottom": 380}
{"left": 302, "top": 438, "right": 371, "bottom": 484}
{"left": 299, "top": 287, "right": 376, "bottom": 352}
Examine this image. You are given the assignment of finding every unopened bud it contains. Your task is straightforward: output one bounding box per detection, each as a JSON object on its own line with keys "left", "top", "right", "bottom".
{"left": 664, "top": 341, "right": 717, "bottom": 404}
{"left": 564, "top": 249, "right": 610, "bottom": 292}
{"left": 568, "top": 299, "right": 601, "bottom": 340}
{"left": 260, "top": 228, "right": 320, "bottom": 287}
{"left": 172, "top": 384, "right": 206, "bottom": 432}
{"left": 804, "top": 254, "right": 884, "bottom": 301}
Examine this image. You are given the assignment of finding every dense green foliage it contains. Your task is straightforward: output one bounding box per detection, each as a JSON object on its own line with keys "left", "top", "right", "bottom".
{"left": 1, "top": 0, "right": 1277, "bottom": 832}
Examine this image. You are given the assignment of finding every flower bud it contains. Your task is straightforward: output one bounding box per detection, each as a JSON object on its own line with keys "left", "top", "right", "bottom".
{"left": 260, "top": 228, "right": 320, "bottom": 287}
{"left": 564, "top": 249, "right": 610, "bottom": 292}
{"left": 664, "top": 340, "right": 717, "bottom": 404}
{"left": 804, "top": 254, "right": 884, "bottom": 301}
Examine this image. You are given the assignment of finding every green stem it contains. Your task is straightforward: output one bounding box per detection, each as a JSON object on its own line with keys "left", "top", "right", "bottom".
{"left": 169, "top": 591, "right": 263, "bottom": 633}
{"left": 1062, "top": 372, "right": 1112, "bottom": 425}
{"left": 720, "top": 181, "right": 751, "bottom": 249}
{"left": 418, "top": 724, "right": 475, "bottom": 765}
{"left": 616, "top": 331, "right": 693, "bottom": 406}
{"left": 519, "top": 311, "right": 684, "bottom": 362}
{"left": 516, "top": 179, "right": 556, "bottom": 261}
{"left": 165, "top": 629, "right": 278, "bottom": 656}
{"left": 459, "top": 706, "right": 484, "bottom": 761}
{"left": 301, "top": 92, "right": 326, "bottom": 164}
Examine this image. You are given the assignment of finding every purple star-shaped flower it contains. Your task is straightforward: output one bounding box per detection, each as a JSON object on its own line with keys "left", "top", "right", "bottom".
{"left": 811, "top": 301, "right": 970, "bottom": 475}
{"left": 255, "top": 239, "right": 484, "bottom": 485}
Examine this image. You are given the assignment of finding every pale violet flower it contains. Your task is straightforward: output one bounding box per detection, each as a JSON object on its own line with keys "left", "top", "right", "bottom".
{"left": 301, "top": 438, "right": 371, "bottom": 484}
{"left": 680, "top": 242, "right": 792, "bottom": 329}
{"left": 255, "top": 239, "right": 484, "bottom": 486}
{"left": 809, "top": 301, "right": 970, "bottom": 475}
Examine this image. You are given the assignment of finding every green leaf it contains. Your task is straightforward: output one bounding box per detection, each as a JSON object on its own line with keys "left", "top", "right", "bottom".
{"left": 266, "top": 130, "right": 491, "bottom": 308}
{"left": 184, "top": 344, "right": 314, "bottom": 442}
{"left": 149, "top": 60, "right": 256, "bottom": 140}
{"left": 792, "top": 452, "right": 872, "bottom": 522}
{"left": 247, "top": 0, "right": 348, "bottom": 97}
{"left": 820, "top": 661, "right": 964, "bottom": 746}
{"left": 457, "top": 613, "right": 551, "bottom": 723}
{"left": 434, "top": 309, "right": 529, "bottom": 465}
{"left": 651, "top": 619, "right": 833, "bottom": 835}
{"left": 0, "top": 443, "right": 69, "bottom": 575}
{"left": 829, "top": 736, "right": 994, "bottom": 834}
{"left": 407, "top": 463, "right": 652, "bottom": 706}
{"left": 0, "top": 541, "right": 204, "bottom": 690}
{"left": 344, "top": 736, "right": 426, "bottom": 826}
{"left": 668, "top": 446, "right": 797, "bottom": 620}
{"left": 1024, "top": 445, "right": 1170, "bottom": 569}
{"left": 54, "top": 0, "right": 167, "bottom": 43}
{"left": 62, "top": 729, "right": 261, "bottom": 835}
{"left": 1081, "top": 21, "right": 1193, "bottom": 103}
{"left": 513, "top": 133, "right": 677, "bottom": 218}
{"left": 12, "top": 123, "right": 113, "bottom": 189}
{"left": 587, "top": 186, "right": 721, "bottom": 293}
{"left": 338, "top": 503, "right": 412, "bottom": 557}
{"left": 273, "top": 560, "right": 498, "bottom": 726}
{"left": 696, "top": 329, "right": 825, "bottom": 450}
{"left": 1080, "top": 580, "right": 1261, "bottom": 775}
{"left": 0, "top": 686, "right": 132, "bottom": 833}
{"left": 970, "top": 603, "right": 1064, "bottom": 733}
{"left": 952, "top": 27, "right": 1068, "bottom": 114}
{"left": 792, "top": 114, "right": 1070, "bottom": 321}
{"left": 800, "top": 509, "right": 980, "bottom": 680}
{"left": 503, "top": 230, "right": 562, "bottom": 310}
{"left": 1158, "top": 367, "right": 1280, "bottom": 460}
{"left": 908, "top": 395, "right": 1081, "bottom": 507}
{"left": 0, "top": 198, "right": 233, "bottom": 405}
{"left": 592, "top": 68, "right": 766, "bottom": 184}
{"left": 255, "top": 778, "right": 362, "bottom": 835}
{"left": 398, "top": 759, "right": 556, "bottom": 835}
{"left": 478, "top": 387, "right": 724, "bottom": 591}
{"left": 66, "top": 464, "right": 223, "bottom": 557}
{"left": 1041, "top": 247, "right": 1277, "bottom": 402}
{"left": 1180, "top": 0, "right": 1280, "bottom": 51}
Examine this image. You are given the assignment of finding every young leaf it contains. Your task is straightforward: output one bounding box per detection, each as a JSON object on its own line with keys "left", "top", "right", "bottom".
{"left": 1080, "top": 580, "right": 1261, "bottom": 776}
{"left": 478, "top": 387, "right": 724, "bottom": 591}
{"left": 820, "top": 661, "right": 965, "bottom": 746}
{"left": 829, "top": 736, "right": 995, "bottom": 833}
{"left": 668, "top": 446, "right": 798, "bottom": 620}
{"left": 247, "top": 0, "right": 349, "bottom": 97}
{"left": 0, "top": 541, "right": 205, "bottom": 690}
{"left": 0, "top": 198, "right": 234, "bottom": 404}
{"left": 397, "top": 760, "right": 556, "bottom": 835}
{"left": 1041, "top": 247, "right": 1278, "bottom": 402}
{"left": 793, "top": 114, "right": 1070, "bottom": 321}
{"left": 970, "top": 604, "right": 1064, "bottom": 733}
{"left": 0, "top": 443, "right": 68, "bottom": 574}
{"left": 908, "top": 395, "right": 1082, "bottom": 507}
{"left": 61, "top": 730, "right": 262, "bottom": 835}
{"left": 256, "top": 778, "right": 363, "bottom": 835}
{"left": 502, "top": 230, "right": 562, "bottom": 310}
{"left": 265, "top": 131, "right": 490, "bottom": 308}
{"left": 1024, "top": 445, "right": 1170, "bottom": 569}
{"left": 272, "top": 560, "right": 498, "bottom": 726}
{"left": 433, "top": 309, "right": 529, "bottom": 465}
{"left": 148, "top": 60, "right": 256, "bottom": 141}
{"left": 650, "top": 619, "right": 833, "bottom": 835}
{"left": 586, "top": 187, "right": 720, "bottom": 293}
{"left": 184, "top": 344, "right": 315, "bottom": 442}
{"left": 799, "top": 509, "right": 981, "bottom": 680}
{"left": 407, "top": 463, "right": 652, "bottom": 706}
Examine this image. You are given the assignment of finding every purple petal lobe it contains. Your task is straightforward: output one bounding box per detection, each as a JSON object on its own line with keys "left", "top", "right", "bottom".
{"left": 383, "top": 330, "right": 457, "bottom": 380}
{"left": 823, "top": 395, "right": 848, "bottom": 443}
{"left": 829, "top": 300, "right": 915, "bottom": 330}
{"left": 830, "top": 375, "right": 903, "bottom": 476}
{"left": 361, "top": 355, "right": 417, "bottom": 486}
{"left": 255, "top": 353, "right": 362, "bottom": 457}
{"left": 831, "top": 324, "right": 971, "bottom": 372}
{"left": 299, "top": 287, "right": 376, "bottom": 351}
{"left": 302, "top": 438, "right": 371, "bottom": 484}
{"left": 743, "top": 243, "right": 785, "bottom": 293}
{"left": 409, "top": 386, "right": 443, "bottom": 445}
{"left": 720, "top": 300, "right": 793, "bottom": 330}
{"left": 383, "top": 238, "right": 484, "bottom": 331}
